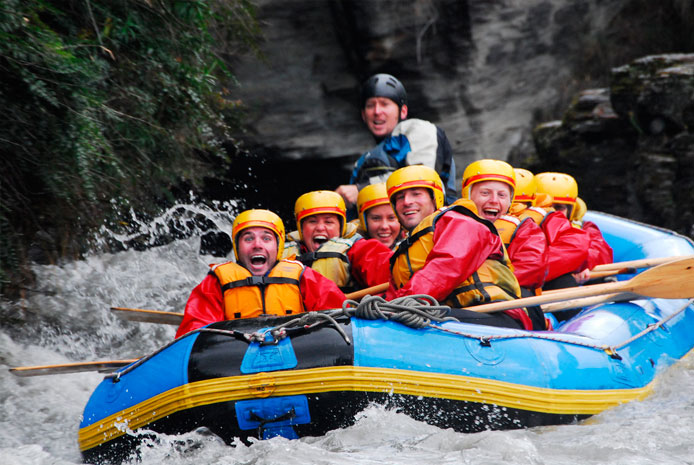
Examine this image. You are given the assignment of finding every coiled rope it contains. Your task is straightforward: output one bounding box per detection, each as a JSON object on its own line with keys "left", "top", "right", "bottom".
{"left": 340, "top": 294, "right": 458, "bottom": 329}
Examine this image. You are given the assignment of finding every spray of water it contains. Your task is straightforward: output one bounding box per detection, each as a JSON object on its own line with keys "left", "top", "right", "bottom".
{"left": 1, "top": 200, "right": 693, "bottom": 464}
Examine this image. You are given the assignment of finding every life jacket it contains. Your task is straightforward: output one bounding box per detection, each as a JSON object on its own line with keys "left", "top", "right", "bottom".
{"left": 494, "top": 214, "right": 522, "bottom": 248}
{"left": 283, "top": 222, "right": 361, "bottom": 290}
{"left": 511, "top": 203, "right": 550, "bottom": 227}
{"left": 210, "top": 260, "right": 305, "bottom": 320}
{"left": 390, "top": 203, "right": 521, "bottom": 308}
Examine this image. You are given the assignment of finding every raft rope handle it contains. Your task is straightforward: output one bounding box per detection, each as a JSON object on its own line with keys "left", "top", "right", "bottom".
{"left": 248, "top": 311, "right": 351, "bottom": 345}
{"left": 432, "top": 298, "right": 694, "bottom": 357}
{"left": 611, "top": 298, "right": 693, "bottom": 350}
{"left": 105, "top": 298, "right": 693, "bottom": 382}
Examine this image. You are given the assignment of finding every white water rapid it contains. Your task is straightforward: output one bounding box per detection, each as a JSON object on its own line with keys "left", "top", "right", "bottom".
{"left": 1, "top": 203, "right": 693, "bottom": 465}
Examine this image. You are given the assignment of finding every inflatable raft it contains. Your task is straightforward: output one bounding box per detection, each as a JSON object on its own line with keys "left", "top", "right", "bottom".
{"left": 79, "top": 211, "right": 694, "bottom": 464}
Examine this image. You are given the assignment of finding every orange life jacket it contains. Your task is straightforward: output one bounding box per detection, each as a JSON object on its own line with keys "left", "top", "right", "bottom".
{"left": 390, "top": 203, "right": 521, "bottom": 308}
{"left": 494, "top": 214, "right": 522, "bottom": 248}
{"left": 210, "top": 260, "right": 305, "bottom": 320}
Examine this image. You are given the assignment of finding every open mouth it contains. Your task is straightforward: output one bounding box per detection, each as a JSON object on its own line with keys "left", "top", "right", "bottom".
{"left": 311, "top": 235, "right": 329, "bottom": 248}
{"left": 483, "top": 208, "right": 499, "bottom": 218}
{"left": 250, "top": 254, "right": 267, "bottom": 266}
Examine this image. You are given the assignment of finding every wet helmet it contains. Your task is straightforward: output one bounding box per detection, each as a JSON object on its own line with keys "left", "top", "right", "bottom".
{"left": 461, "top": 159, "right": 516, "bottom": 199}
{"left": 386, "top": 165, "right": 445, "bottom": 210}
{"left": 231, "top": 209, "right": 285, "bottom": 261}
{"left": 360, "top": 73, "right": 408, "bottom": 108}
{"left": 535, "top": 172, "right": 578, "bottom": 208}
{"left": 294, "top": 190, "right": 347, "bottom": 240}
{"left": 357, "top": 183, "right": 391, "bottom": 231}
{"left": 513, "top": 168, "right": 536, "bottom": 204}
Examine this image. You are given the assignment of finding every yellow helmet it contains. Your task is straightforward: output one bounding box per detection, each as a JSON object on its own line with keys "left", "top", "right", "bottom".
{"left": 513, "top": 168, "right": 536, "bottom": 204}
{"left": 231, "top": 209, "right": 285, "bottom": 261}
{"left": 386, "top": 165, "right": 444, "bottom": 210}
{"left": 572, "top": 197, "right": 587, "bottom": 222}
{"left": 357, "top": 183, "right": 391, "bottom": 231}
{"left": 535, "top": 172, "right": 578, "bottom": 207}
{"left": 461, "top": 159, "right": 516, "bottom": 199}
{"left": 294, "top": 190, "right": 347, "bottom": 239}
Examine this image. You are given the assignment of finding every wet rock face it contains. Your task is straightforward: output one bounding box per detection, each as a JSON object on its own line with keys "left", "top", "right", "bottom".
{"left": 229, "top": 0, "right": 631, "bottom": 182}
{"left": 530, "top": 54, "right": 694, "bottom": 236}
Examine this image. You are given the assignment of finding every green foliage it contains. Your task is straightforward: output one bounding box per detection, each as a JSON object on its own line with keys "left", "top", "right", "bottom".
{"left": 0, "top": 0, "right": 259, "bottom": 291}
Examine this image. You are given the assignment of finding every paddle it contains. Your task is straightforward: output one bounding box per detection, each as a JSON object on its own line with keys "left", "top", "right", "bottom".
{"left": 540, "top": 292, "right": 638, "bottom": 313}
{"left": 590, "top": 255, "right": 693, "bottom": 273}
{"left": 111, "top": 307, "right": 183, "bottom": 325}
{"left": 111, "top": 282, "right": 391, "bottom": 325}
{"left": 587, "top": 268, "right": 637, "bottom": 280}
{"left": 9, "top": 359, "right": 138, "bottom": 377}
{"left": 469, "top": 256, "right": 694, "bottom": 314}
{"left": 345, "top": 282, "right": 389, "bottom": 300}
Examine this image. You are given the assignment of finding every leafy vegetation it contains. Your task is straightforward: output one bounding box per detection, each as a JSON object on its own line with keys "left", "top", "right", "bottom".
{"left": 0, "top": 0, "right": 259, "bottom": 293}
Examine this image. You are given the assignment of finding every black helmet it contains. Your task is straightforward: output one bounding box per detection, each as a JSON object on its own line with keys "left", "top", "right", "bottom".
{"left": 360, "top": 74, "right": 407, "bottom": 109}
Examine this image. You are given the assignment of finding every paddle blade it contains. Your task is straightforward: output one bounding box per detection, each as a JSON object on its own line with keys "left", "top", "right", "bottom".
{"left": 9, "top": 359, "right": 138, "bottom": 377}
{"left": 624, "top": 256, "right": 694, "bottom": 299}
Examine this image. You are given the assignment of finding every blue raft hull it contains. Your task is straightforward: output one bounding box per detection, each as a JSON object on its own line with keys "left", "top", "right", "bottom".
{"left": 79, "top": 212, "right": 694, "bottom": 463}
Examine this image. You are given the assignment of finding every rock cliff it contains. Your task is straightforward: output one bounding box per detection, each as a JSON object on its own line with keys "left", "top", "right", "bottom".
{"left": 227, "top": 0, "right": 694, "bottom": 236}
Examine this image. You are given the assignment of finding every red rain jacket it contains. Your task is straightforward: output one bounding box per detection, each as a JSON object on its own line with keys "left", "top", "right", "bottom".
{"left": 582, "top": 220, "right": 614, "bottom": 269}
{"left": 541, "top": 211, "right": 591, "bottom": 282}
{"left": 384, "top": 209, "right": 532, "bottom": 330}
{"left": 175, "top": 265, "right": 345, "bottom": 338}
{"left": 507, "top": 218, "right": 548, "bottom": 290}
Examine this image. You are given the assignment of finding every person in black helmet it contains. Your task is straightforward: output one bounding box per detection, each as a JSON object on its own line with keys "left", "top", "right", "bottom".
{"left": 336, "top": 73, "right": 457, "bottom": 213}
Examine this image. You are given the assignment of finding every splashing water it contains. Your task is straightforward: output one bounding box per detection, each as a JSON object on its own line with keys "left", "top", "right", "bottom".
{"left": 1, "top": 202, "right": 694, "bottom": 465}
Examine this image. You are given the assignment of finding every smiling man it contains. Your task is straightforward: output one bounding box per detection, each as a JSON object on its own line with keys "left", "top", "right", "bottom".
{"left": 283, "top": 190, "right": 392, "bottom": 292}
{"left": 459, "top": 160, "right": 550, "bottom": 330}
{"left": 385, "top": 165, "right": 542, "bottom": 330}
{"left": 335, "top": 73, "right": 457, "bottom": 211}
{"left": 175, "top": 209, "right": 346, "bottom": 337}
{"left": 461, "top": 160, "right": 548, "bottom": 296}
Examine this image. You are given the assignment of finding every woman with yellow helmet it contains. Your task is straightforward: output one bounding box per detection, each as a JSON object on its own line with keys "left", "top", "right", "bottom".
{"left": 283, "top": 191, "right": 392, "bottom": 292}
{"left": 525, "top": 172, "right": 593, "bottom": 293}
{"left": 385, "top": 165, "right": 539, "bottom": 331}
{"left": 175, "top": 209, "right": 346, "bottom": 337}
{"left": 460, "top": 160, "right": 549, "bottom": 329}
{"left": 356, "top": 183, "right": 404, "bottom": 249}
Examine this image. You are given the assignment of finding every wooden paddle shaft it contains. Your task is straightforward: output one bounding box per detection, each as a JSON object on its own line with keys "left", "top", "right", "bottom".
{"left": 10, "top": 359, "right": 138, "bottom": 377}
{"left": 591, "top": 255, "right": 692, "bottom": 273}
{"left": 470, "top": 257, "right": 694, "bottom": 313}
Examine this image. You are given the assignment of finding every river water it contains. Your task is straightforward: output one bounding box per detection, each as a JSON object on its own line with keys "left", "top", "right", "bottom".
{"left": 1, "top": 204, "right": 693, "bottom": 465}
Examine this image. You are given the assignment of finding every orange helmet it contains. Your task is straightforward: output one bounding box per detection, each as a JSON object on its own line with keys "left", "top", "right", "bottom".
{"left": 461, "top": 159, "right": 516, "bottom": 199}
{"left": 294, "top": 190, "right": 347, "bottom": 240}
{"left": 386, "top": 165, "right": 445, "bottom": 210}
{"left": 513, "top": 168, "right": 536, "bottom": 204}
{"left": 231, "top": 209, "right": 285, "bottom": 261}
{"left": 357, "top": 183, "right": 391, "bottom": 231}
{"left": 535, "top": 172, "right": 578, "bottom": 207}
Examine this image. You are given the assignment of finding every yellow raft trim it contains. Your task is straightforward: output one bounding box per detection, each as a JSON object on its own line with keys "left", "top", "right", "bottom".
{"left": 79, "top": 365, "right": 651, "bottom": 451}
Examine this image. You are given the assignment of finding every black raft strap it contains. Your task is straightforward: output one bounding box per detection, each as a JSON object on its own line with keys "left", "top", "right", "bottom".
{"left": 297, "top": 251, "right": 349, "bottom": 267}
{"left": 221, "top": 276, "right": 300, "bottom": 292}
{"left": 390, "top": 225, "right": 434, "bottom": 269}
